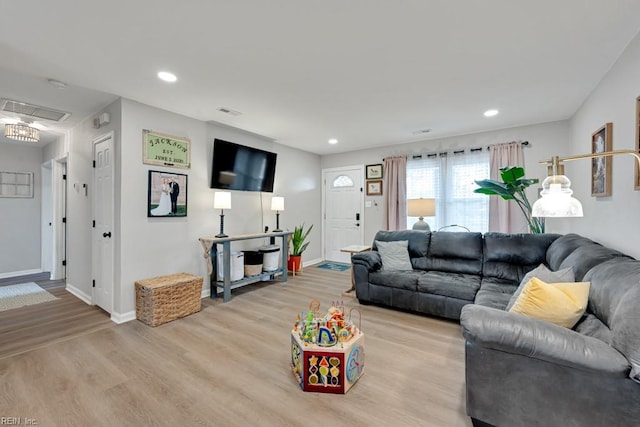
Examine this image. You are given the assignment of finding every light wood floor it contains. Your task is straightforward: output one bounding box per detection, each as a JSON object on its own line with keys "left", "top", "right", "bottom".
{"left": 0, "top": 268, "right": 470, "bottom": 427}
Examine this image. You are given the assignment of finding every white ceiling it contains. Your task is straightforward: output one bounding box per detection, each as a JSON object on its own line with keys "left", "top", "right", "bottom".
{"left": 1, "top": 1, "right": 640, "bottom": 154}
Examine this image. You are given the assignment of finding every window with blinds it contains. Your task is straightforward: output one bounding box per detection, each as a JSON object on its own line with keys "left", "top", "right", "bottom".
{"left": 406, "top": 150, "right": 490, "bottom": 232}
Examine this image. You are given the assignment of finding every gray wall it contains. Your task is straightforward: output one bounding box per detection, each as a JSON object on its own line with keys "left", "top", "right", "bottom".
{"left": 549, "top": 29, "right": 640, "bottom": 258}
{"left": 0, "top": 143, "right": 42, "bottom": 275}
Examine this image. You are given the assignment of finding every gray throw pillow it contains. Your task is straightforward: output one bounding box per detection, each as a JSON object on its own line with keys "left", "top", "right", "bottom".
{"left": 376, "top": 240, "right": 412, "bottom": 271}
{"left": 506, "top": 264, "right": 575, "bottom": 311}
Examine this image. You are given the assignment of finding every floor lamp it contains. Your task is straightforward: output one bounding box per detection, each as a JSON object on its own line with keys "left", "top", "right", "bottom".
{"left": 532, "top": 149, "right": 640, "bottom": 217}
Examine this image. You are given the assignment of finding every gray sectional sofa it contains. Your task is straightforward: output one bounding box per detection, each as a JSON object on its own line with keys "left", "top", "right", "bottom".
{"left": 351, "top": 230, "right": 640, "bottom": 427}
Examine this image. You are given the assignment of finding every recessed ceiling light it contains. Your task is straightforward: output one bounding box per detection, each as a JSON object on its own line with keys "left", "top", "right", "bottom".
{"left": 484, "top": 109, "right": 499, "bottom": 117}
{"left": 157, "top": 71, "right": 177, "bottom": 83}
{"left": 328, "top": 138, "right": 338, "bottom": 145}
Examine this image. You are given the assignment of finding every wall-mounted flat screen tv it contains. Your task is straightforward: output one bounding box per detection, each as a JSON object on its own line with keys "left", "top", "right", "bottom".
{"left": 210, "top": 138, "right": 277, "bottom": 192}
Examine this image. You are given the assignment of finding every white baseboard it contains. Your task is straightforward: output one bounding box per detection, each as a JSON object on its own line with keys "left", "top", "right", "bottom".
{"left": 111, "top": 311, "right": 136, "bottom": 324}
{"left": 0, "top": 268, "right": 43, "bottom": 279}
{"left": 303, "top": 257, "right": 323, "bottom": 267}
{"left": 66, "top": 283, "right": 92, "bottom": 304}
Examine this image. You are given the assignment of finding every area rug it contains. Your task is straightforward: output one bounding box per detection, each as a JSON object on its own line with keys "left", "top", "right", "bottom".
{"left": 316, "top": 262, "right": 350, "bottom": 271}
{"left": 0, "top": 282, "right": 58, "bottom": 312}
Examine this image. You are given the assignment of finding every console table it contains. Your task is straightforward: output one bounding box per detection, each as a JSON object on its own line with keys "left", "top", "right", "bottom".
{"left": 199, "top": 231, "right": 292, "bottom": 302}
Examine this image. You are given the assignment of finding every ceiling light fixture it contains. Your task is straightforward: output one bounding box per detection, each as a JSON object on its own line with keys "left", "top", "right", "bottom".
{"left": 157, "top": 71, "right": 177, "bottom": 83}
{"left": 484, "top": 109, "right": 499, "bottom": 117}
{"left": 47, "top": 78, "right": 68, "bottom": 89}
{"left": 328, "top": 138, "right": 338, "bottom": 144}
{"left": 4, "top": 123, "right": 40, "bottom": 142}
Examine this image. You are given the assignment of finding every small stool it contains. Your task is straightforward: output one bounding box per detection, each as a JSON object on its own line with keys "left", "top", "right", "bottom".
{"left": 340, "top": 245, "right": 372, "bottom": 297}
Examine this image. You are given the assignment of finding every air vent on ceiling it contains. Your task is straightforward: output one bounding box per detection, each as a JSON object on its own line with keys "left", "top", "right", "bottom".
{"left": 217, "top": 107, "right": 242, "bottom": 116}
{"left": 0, "top": 98, "right": 71, "bottom": 122}
{"left": 412, "top": 128, "right": 431, "bottom": 135}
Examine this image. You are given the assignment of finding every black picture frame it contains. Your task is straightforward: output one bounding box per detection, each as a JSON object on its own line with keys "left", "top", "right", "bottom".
{"left": 366, "top": 163, "right": 383, "bottom": 179}
{"left": 147, "top": 170, "right": 188, "bottom": 217}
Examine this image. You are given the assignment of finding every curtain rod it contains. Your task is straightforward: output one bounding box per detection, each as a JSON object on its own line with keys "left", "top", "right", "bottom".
{"left": 384, "top": 141, "right": 529, "bottom": 161}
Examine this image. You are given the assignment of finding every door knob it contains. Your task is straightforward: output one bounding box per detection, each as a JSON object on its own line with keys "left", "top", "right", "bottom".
{"left": 103, "top": 232, "right": 112, "bottom": 238}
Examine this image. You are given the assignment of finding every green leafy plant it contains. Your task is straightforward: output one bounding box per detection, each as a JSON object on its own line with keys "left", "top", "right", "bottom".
{"left": 290, "top": 223, "right": 313, "bottom": 256}
{"left": 474, "top": 166, "right": 545, "bottom": 234}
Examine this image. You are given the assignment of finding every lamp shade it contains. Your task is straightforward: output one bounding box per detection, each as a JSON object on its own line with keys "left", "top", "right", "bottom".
{"left": 271, "top": 196, "right": 284, "bottom": 211}
{"left": 532, "top": 175, "right": 583, "bottom": 217}
{"left": 407, "top": 198, "right": 436, "bottom": 217}
{"left": 213, "top": 191, "right": 231, "bottom": 210}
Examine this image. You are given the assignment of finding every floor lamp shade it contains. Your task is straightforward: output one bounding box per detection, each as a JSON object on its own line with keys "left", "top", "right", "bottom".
{"left": 408, "top": 198, "right": 436, "bottom": 231}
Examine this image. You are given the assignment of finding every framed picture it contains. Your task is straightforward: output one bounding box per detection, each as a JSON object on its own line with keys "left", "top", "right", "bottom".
{"left": 366, "top": 164, "right": 383, "bottom": 179}
{"left": 143, "top": 129, "right": 191, "bottom": 169}
{"left": 591, "top": 122, "right": 613, "bottom": 197}
{"left": 366, "top": 180, "right": 383, "bottom": 196}
{"left": 148, "top": 170, "right": 188, "bottom": 217}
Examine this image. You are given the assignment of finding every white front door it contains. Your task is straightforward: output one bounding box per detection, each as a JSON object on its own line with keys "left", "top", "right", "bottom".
{"left": 93, "top": 132, "right": 114, "bottom": 313}
{"left": 323, "top": 166, "right": 365, "bottom": 263}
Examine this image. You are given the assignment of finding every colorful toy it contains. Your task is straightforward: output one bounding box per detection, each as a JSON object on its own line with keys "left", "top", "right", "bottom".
{"left": 290, "top": 300, "right": 365, "bottom": 394}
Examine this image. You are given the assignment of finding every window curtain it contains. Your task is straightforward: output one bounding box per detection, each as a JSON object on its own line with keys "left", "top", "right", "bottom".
{"left": 488, "top": 142, "right": 526, "bottom": 233}
{"left": 383, "top": 156, "right": 407, "bottom": 230}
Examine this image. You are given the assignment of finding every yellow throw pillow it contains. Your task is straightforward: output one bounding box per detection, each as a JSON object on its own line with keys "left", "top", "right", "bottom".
{"left": 508, "top": 277, "right": 590, "bottom": 328}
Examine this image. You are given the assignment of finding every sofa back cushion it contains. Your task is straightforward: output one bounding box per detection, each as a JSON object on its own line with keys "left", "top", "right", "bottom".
{"left": 584, "top": 259, "right": 640, "bottom": 383}
{"left": 546, "top": 233, "right": 599, "bottom": 271}
{"left": 558, "top": 245, "right": 630, "bottom": 281}
{"left": 372, "top": 230, "right": 430, "bottom": 265}
{"left": 483, "top": 232, "right": 560, "bottom": 284}
{"left": 420, "top": 232, "right": 483, "bottom": 274}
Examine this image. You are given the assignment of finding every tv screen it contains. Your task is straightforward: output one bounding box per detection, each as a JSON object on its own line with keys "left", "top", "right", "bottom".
{"left": 210, "top": 139, "right": 277, "bottom": 192}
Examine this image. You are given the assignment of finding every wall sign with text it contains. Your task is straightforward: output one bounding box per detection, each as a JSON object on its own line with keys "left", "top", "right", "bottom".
{"left": 143, "top": 130, "right": 191, "bottom": 169}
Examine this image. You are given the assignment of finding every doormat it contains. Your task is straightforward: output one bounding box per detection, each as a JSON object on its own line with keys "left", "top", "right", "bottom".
{"left": 316, "top": 262, "right": 350, "bottom": 271}
{"left": 0, "top": 282, "right": 58, "bottom": 312}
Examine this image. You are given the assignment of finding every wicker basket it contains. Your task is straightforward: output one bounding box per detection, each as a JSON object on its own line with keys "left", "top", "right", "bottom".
{"left": 244, "top": 264, "right": 263, "bottom": 276}
{"left": 135, "top": 273, "right": 202, "bottom": 327}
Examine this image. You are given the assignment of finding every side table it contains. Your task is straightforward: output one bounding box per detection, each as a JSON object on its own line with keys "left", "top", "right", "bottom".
{"left": 340, "top": 244, "right": 372, "bottom": 298}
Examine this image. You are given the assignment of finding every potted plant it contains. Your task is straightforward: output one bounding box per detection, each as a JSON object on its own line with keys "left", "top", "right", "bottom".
{"left": 474, "top": 166, "right": 545, "bottom": 234}
{"left": 288, "top": 223, "right": 313, "bottom": 272}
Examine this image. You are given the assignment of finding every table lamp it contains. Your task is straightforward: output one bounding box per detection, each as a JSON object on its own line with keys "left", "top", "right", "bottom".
{"left": 407, "top": 198, "right": 436, "bottom": 231}
{"left": 214, "top": 191, "right": 231, "bottom": 237}
{"left": 271, "top": 196, "right": 284, "bottom": 232}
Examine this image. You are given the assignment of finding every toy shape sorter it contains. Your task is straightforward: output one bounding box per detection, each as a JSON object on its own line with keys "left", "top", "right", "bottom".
{"left": 290, "top": 300, "right": 364, "bottom": 394}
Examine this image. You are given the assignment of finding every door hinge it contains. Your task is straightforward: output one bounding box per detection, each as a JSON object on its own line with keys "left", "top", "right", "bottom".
{"left": 62, "top": 217, "right": 66, "bottom": 223}
{"left": 92, "top": 280, "right": 95, "bottom": 288}
{"left": 93, "top": 160, "right": 96, "bottom": 168}
{"left": 92, "top": 220, "right": 96, "bottom": 228}
{"left": 62, "top": 260, "right": 67, "bottom": 266}
{"left": 62, "top": 174, "right": 67, "bottom": 180}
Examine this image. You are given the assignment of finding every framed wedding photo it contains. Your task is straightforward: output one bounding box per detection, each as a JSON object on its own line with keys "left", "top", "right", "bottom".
{"left": 366, "top": 163, "right": 383, "bottom": 179}
{"left": 591, "top": 122, "right": 612, "bottom": 197}
{"left": 366, "top": 180, "right": 383, "bottom": 196}
{"left": 147, "top": 170, "right": 188, "bottom": 217}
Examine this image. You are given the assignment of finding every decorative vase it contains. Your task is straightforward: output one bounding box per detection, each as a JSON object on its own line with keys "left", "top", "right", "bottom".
{"left": 288, "top": 255, "right": 302, "bottom": 272}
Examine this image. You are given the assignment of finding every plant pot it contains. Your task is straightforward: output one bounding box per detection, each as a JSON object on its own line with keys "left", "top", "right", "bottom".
{"left": 288, "top": 255, "right": 302, "bottom": 272}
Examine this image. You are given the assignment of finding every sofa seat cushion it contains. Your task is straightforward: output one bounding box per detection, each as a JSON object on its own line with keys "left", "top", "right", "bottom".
{"left": 369, "top": 270, "right": 423, "bottom": 291}
{"left": 574, "top": 313, "right": 612, "bottom": 344}
{"left": 474, "top": 278, "right": 518, "bottom": 310}
{"left": 417, "top": 271, "right": 480, "bottom": 301}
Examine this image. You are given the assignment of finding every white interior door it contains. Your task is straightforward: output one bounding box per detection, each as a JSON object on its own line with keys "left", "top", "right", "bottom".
{"left": 323, "top": 166, "right": 365, "bottom": 263}
{"left": 93, "top": 132, "right": 114, "bottom": 313}
{"left": 41, "top": 161, "right": 53, "bottom": 274}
